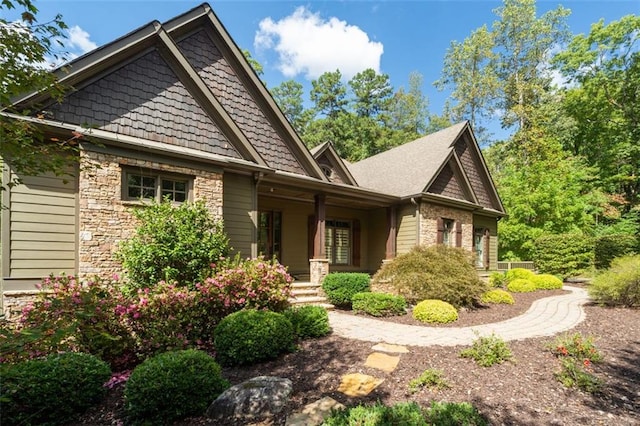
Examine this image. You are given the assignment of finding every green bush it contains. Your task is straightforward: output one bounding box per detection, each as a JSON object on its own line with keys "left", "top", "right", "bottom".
{"left": 323, "top": 401, "right": 428, "bottom": 425}
{"left": 283, "top": 305, "right": 331, "bottom": 339}
{"left": 0, "top": 352, "right": 111, "bottom": 425}
{"left": 117, "top": 200, "right": 230, "bottom": 290}
{"left": 531, "top": 274, "right": 563, "bottom": 290}
{"left": 427, "top": 401, "right": 488, "bottom": 426}
{"left": 504, "top": 268, "right": 535, "bottom": 282}
{"left": 124, "top": 349, "right": 228, "bottom": 424}
{"left": 408, "top": 369, "right": 450, "bottom": 393}
{"left": 489, "top": 271, "right": 508, "bottom": 288}
{"left": 533, "top": 233, "right": 594, "bottom": 277}
{"left": 412, "top": 300, "right": 458, "bottom": 324}
{"left": 322, "top": 273, "right": 371, "bottom": 307}
{"left": 481, "top": 289, "right": 515, "bottom": 304}
{"left": 594, "top": 234, "right": 638, "bottom": 270}
{"left": 589, "top": 255, "right": 640, "bottom": 307}
{"left": 352, "top": 292, "right": 407, "bottom": 317}
{"left": 460, "top": 333, "right": 513, "bottom": 367}
{"left": 507, "top": 278, "right": 537, "bottom": 293}
{"left": 371, "top": 245, "right": 488, "bottom": 308}
{"left": 214, "top": 309, "right": 295, "bottom": 366}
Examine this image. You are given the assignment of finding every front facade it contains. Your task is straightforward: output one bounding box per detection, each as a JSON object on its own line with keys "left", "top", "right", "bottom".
{"left": 0, "top": 3, "right": 505, "bottom": 316}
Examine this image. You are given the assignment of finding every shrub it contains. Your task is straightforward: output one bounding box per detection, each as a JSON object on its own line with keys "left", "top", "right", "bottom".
{"left": 0, "top": 352, "right": 111, "bottom": 425}
{"left": 555, "top": 358, "right": 602, "bottom": 393}
{"left": 531, "top": 274, "right": 563, "bottom": 290}
{"left": 324, "top": 402, "right": 428, "bottom": 425}
{"left": 412, "top": 300, "right": 458, "bottom": 324}
{"left": 589, "top": 255, "right": 640, "bottom": 307}
{"left": 214, "top": 309, "right": 295, "bottom": 366}
{"left": 481, "top": 289, "right": 515, "bottom": 305}
{"left": 352, "top": 292, "right": 407, "bottom": 317}
{"left": 504, "top": 268, "right": 535, "bottom": 282}
{"left": 549, "top": 333, "right": 603, "bottom": 363}
{"left": 460, "top": 333, "right": 513, "bottom": 367}
{"left": 322, "top": 273, "right": 370, "bottom": 307}
{"left": 372, "top": 245, "right": 488, "bottom": 308}
{"left": 117, "top": 200, "right": 230, "bottom": 290}
{"left": 124, "top": 350, "right": 228, "bottom": 424}
{"left": 548, "top": 333, "right": 603, "bottom": 393}
{"left": 507, "top": 278, "right": 536, "bottom": 293}
{"left": 489, "top": 271, "right": 508, "bottom": 288}
{"left": 408, "top": 369, "right": 450, "bottom": 393}
{"left": 283, "top": 305, "right": 331, "bottom": 339}
{"left": 533, "top": 233, "right": 594, "bottom": 277}
{"left": 427, "top": 401, "right": 488, "bottom": 426}
{"left": 594, "top": 234, "right": 637, "bottom": 270}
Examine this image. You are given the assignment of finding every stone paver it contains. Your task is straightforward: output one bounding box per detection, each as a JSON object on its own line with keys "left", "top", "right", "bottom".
{"left": 285, "top": 397, "right": 345, "bottom": 426}
{"left": 337, "top": 373, "right": 384, "bottom": 397}
{"left": 364, "top": 352, "right": 400, "bottom": 373}
{"left": 371, "top": 343, "right": 409, "bottom": 353}
{"left": 328, "top": 286, "right": 588, "bottom": 347}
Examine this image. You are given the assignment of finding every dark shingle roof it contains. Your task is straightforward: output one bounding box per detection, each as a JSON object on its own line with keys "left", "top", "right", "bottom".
{"left": 348, "top": 122, "right": 468, "bottom": 197}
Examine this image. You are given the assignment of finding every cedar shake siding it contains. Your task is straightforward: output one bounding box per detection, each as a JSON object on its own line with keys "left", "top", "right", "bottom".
{"left": 454, "top": 136, "right": 497, "bottom": 210}
{"left": 47, "top": 50, "right": 240, "bottom": 158}
{"left": 427, "top": 163, "right": 466, "bottom": 199}
{"left": 316, "top": 156, "right": 347, "bottom": 185}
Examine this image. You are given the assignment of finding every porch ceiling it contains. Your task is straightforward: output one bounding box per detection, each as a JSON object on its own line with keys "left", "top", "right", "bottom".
{"left": 257, "top": 184, "right": 390, "bottom": 209}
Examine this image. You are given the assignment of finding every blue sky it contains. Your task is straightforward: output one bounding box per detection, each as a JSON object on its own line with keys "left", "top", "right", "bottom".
{"left": 4, "top": 0, "right": 640, "bottom": 141}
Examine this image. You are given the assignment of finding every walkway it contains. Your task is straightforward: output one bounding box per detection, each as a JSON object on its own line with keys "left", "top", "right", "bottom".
{"left": 327, "top": 285, "right": 589, "bottom": 347}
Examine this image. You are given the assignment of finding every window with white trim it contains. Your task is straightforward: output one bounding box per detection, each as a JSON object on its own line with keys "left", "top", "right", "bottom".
{"left": 123, "top": 169, "right": 191, "bottom": 203}
{"left": 325, "top": 220, "right": 351, "bottom": 265}
{"left": 442, "top": 219, "right": 455, "bottom": 247}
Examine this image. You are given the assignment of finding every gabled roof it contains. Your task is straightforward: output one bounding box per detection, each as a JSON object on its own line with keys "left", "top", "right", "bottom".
{"left": 10, "top": 3, "right": 327, "bottom": 181}
{"left": 310, "top": 141, "right": 358, "bottom": 186}
{"left": 348, "top": 121, "right": 505, "bottom": 214}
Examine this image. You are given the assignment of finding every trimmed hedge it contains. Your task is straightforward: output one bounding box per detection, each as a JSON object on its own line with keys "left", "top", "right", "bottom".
{"left": 589, "top": 255, "right": 640, "bottom": 307}
{"left": 124, "top": 350, "right": 228, "bottom": 424}
{"left": 594, "top": 234, "right": 637, "bottom": 270}
{"left": 283, "top": 305, "right": 331, "bottom": 339}
{"left": 533, "top": 233, "right": 593, "bottom": 277}
{"left": 352, "top": 292, "right": 407, "bottom": 317}
{"left": 532, "top": 274, "right": 563, "bottom": 290}
{"left": 507, "top": 278, "right": 537, "bottom": 293}
{"left": 481, "top": 289, "right": 515, "bottom": 304}
{"left": 322, "top": 273, "right": 371, "bottom": 307}
{"left": 413, "top": 300, "right": 458, "bottom": 324}
{"left": 214, "top": 309, "right": 295, "bottom": 366}
{"left": 0, "top": 352, "right": 111, "bottom": 425}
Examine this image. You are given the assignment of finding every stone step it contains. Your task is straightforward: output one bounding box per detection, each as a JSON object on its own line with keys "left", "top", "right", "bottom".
{"left": 291, "top": 288, "right": 320, "bottom": 296}
{"left": 291, "top": 282, "right": 321, "bottom": 289}
{"left": 288, "top": 296, "right": 334, "bottom": 310}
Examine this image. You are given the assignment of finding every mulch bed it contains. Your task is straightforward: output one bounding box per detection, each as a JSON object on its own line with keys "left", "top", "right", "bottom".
{"left": 70, "top": 289, "right": 640, "bottom": 425}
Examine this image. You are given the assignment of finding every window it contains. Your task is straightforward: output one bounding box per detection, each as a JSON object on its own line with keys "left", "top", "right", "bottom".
{"left": 325, "top": 220, "right": 351, "bottom": 265}
{"left": 320, "top": 165, "right": 333, "bottom": 178}
{"left": 258, "top": 211, "right": 282, "bottom": 261}
{"left": 474, "top": 228, "right": 485, "bottom": 267}
{"left": 442, "top": 219, "right": 455, "bottom": 247}
{"left": 123, "top": 169, "right": 191, "bottom": 203}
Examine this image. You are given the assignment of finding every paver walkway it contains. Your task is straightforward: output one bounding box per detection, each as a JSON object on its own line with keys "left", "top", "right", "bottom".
{"left": 328, "top": 285, "right": 589, "bottom": 347}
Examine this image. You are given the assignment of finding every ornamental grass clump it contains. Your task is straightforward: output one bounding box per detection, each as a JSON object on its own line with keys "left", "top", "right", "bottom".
{"left": 412, "top": 299, "right": 458, "bottom": 324}
{"left": 589, "top": 255, "right": 640, "bottom": 307}
{"left": 532, "top": 274, "right": 563, "bottom": 290}
{"left": 481, "top": 289, "right": 515, "bottom": 304}
{"left": 507, "top": 278, "right": 537, "bottom": 293}
{"left": 460, "top": 333, "right": 513, "bottom": 367}
{"left": 352, "top": 292, "right": 407, "bottom": 317}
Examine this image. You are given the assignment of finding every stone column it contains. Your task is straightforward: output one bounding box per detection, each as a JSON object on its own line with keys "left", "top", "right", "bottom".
{"left": 309, "top": 258, "right": 329, "bottom": 287}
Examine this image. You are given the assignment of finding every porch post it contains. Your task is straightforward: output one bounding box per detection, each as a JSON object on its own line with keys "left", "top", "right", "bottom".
{"left": 385, "top": 205, "right": 397, "bottom": 260}
{"left": 310, "top": 194, "right": 329, "bottom": 286}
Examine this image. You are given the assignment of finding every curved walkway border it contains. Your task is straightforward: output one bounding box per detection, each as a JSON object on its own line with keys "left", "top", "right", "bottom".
{"left": 327, "top": 285, "right": 589, "bottom": 347}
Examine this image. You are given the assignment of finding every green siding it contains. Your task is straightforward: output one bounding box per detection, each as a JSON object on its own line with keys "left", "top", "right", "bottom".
{"left": 223, "top": 173, "right": 255, "bottom": 258}
{"left": 396, "top": 204, "right": 417, "bottom": 255}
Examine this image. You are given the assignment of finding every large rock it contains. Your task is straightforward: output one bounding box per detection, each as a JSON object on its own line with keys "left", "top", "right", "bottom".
{"left": 207, "top": 376, "right": 293, "bottom": 422}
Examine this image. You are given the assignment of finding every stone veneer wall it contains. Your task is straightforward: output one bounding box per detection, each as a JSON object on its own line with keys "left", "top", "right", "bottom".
{"left": 78, "top": 149, "right": 223, "bottom": 279}
{"left": 419, "top": 203, "right": 473, "bottom": 251}
{"left": 309, "top": 259, "right": 329, "bottom": 288}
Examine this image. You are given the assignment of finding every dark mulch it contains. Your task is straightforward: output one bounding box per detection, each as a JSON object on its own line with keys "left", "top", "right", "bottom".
{"left": 69, "top": 290, "right": 640, "bottom": 426}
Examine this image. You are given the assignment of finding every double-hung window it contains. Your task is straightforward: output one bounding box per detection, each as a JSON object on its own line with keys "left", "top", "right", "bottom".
{"left": 123, "top": 169, "right": 191, "bottom": 203}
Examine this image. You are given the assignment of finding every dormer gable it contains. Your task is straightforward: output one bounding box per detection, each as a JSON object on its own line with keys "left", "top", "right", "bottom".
{"left": 310, "top": 142, "right": 358, "bottom": 186}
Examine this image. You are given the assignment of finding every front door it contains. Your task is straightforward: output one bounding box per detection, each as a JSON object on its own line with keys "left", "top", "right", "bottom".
{"left": 258, "top": 210, "right": 281, "bottom": 261}
{"left": 474, "top": 228, "right": 485, "bottom": 268}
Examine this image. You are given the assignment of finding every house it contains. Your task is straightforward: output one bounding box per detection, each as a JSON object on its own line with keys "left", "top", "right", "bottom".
{"left": 0, "top": 3, "right": 505, "bottom": 316}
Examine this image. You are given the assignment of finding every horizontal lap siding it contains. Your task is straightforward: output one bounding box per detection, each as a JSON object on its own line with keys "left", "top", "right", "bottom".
{"left": 223, "top": 173, "right": 255, "bottom": 258}
{"left": 9, "top": 173, "right": 78, "bottom": 281}
{"left": 396, "top": 204, "right": 417, "bottom": 255}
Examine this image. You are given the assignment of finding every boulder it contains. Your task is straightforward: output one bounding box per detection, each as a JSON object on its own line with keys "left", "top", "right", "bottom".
{"left": 207, "top": 376, "right": 293, "bottom": 422}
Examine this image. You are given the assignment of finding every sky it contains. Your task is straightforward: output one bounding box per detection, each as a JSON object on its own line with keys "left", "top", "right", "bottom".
{"left": 3, "top": 0, "right": 639, "bottom": 141}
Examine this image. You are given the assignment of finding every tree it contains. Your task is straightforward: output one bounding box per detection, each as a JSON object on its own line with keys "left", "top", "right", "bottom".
{"left": 270, "top": 79, "right": 312, "bottom": 135}
{"left": 348, "top": 68, "right": 393, "bottom": 119}
{"left": 1, "top": 0, "right": 78, "bottom": 192}
{"left": 388, "top": 71, "right": 429, "bottom": 141}
{"left": 309, "top": 70, "right": 347, "bottom": 118}
{"left": 242, "top": 49, "right": 264, "bottom": 78}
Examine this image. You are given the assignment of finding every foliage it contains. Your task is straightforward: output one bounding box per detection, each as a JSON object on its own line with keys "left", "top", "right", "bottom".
{"left": 412, "top": 300, "right": 458, "bottom": 324}
{"left": 549, "top": 333, "right": 603, "bottom": 393}
{"left": 489, "top": 271, "right": 508, "bottom": 288}
{"left": 322, "top": 273, "right": 371, "bottom": 308}
{"left": 124, "top": 350, "right": 228, "bottom": 424}
{"left": 352, "top": 292, "right": 407, "bottom": 317}
{"left": 408, "top": 369, "right": 450, "bottom": 393}
{"left": 0, "top": 352, "right": 111, "bottom": 425}
{"left": 372, "top": 245, "right": 488, "bottom": 308}
{"left": 2, "top": 274, "right": 136, "bottom": 369}
{"left": 594, "top": 234, "right": 638, "bottom": 270}
{"left": 588, "top": 255, "right": 640, "bottom": 307}
{"left": 323, "top": 401, "right": 428, "bottom": 426}
{"left": 506, "top": 278, "right": 536, "bottom": 293}
{"left": 504, "top": 268, "right": 535, "bottom": 282}
{"left": 116, "top": 200, "right": 230, "bottom": 290}
{"left": 426, "top": 401, "right": 488, "bottom": 426}
{"left": 214, "top": 309, "right": 295, "bottom": 366}
{"left": 283, "top": 305, "right": 331, "bottom": 339}
{"left": 460, "top": 333, "right": 513, "bottom": 367}
{"left": 481, "top": 289, "right": 515, "bottom": 304}
{"left": 532, "top": 233, "right": 594, "bottom": 277}
{"left": 531, "top": 274, "right": 563, "bottom": 290}
{"left": 271, "top": 79, "right": 313, "bottom": 135}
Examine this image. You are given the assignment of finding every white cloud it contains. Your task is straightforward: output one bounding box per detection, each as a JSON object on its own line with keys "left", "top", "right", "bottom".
{"left": 254, "top": 6, "right": 383, "bottom": 80}
{"left": 67, "top": 25, "right": 97, "bottom": 54}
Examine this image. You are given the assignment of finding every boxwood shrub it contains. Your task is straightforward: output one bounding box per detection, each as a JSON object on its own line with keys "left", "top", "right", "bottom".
{"left": 283, "top": 305, "right": 331, "bottom": 339}
{"left": 481, "top": 289, "right": 515, "bottom": 304}
{"left": 214, "top": 309, "right": 295, "bottom": 366}
{"left": 352, "top": 292, "right": 407, "bottom": 317}
{"left": 531, "top": 274, "right": 563, "bottom": 290}
{"left": 507, "top": 278, "right": 537, "bottom": 293}
{"left": 0, "top": 352, "right": 111, "bottom": 425}
{"left": 124, "top": 349, "right": 228, "bottom": 424}
{"left": 504, "top": 268, "right": 535, "bottom": 283}
{"left": 322, "top": 273, "right": 371, "bottom": 307}
{"left": 412, "top": 299, "right": 458, "bottom": 324}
